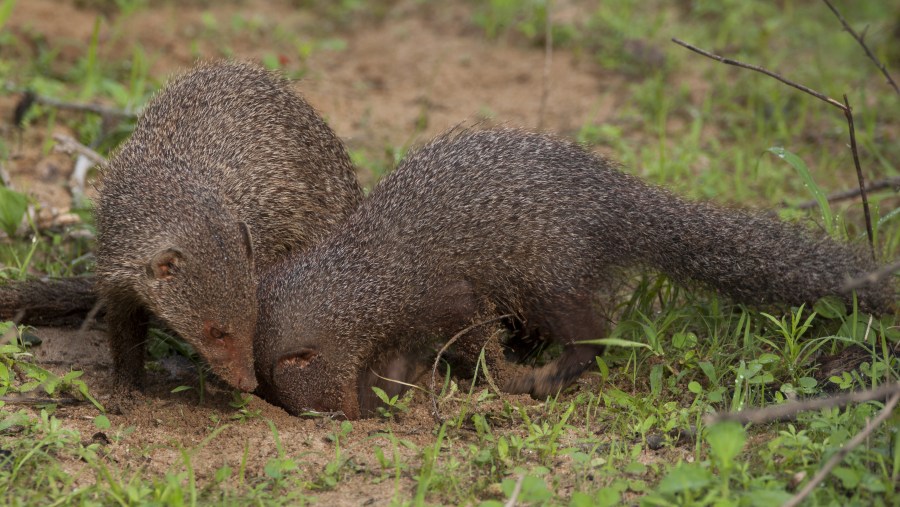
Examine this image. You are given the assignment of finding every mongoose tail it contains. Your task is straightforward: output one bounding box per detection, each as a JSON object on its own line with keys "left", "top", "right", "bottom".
{"left": 617, "top": 183, "right": 892, "bottom": 314}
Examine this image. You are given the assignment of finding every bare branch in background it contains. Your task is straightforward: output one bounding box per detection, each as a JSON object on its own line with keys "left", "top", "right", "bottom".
{"left": 822, "top": 0, "right": 900, "bottom": 96}
{"left": 671, "top": 38, "right": 876, "bottom": 259}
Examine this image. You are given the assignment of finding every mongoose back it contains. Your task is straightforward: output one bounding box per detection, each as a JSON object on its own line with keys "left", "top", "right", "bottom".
{"left": 92, "top": 60, "right": 361, "bottom": 393}
{"left": 254, "top": 128, "right": 893, "bottom": 419}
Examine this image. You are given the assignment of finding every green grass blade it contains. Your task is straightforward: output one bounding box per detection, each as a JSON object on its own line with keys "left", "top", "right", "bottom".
{"left": 768, "top": 147, "right": 833, "bottom": 234}
{"left": 0, "top": 0, "right": 16, "bottom": 31}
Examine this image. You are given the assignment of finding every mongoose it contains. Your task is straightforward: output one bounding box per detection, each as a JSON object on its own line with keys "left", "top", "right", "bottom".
{"left": 3, "top": 61, "right": 363, "bottom": 394}
{"left": 254, "top": 128, "right": 894, "bottom": 419}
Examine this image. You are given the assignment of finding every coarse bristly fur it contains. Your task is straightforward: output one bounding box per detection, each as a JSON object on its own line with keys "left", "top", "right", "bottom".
{"left": 254, "top": 128, "right": 895, "bottom": 419}
{"left": 91, "top": 60, "right": 362, "bottom": 394}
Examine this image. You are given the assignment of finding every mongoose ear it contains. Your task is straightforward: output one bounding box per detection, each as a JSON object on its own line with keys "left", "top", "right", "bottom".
{"left": 238, "top": 221, "right": 254, "bottom": 263}
{"left": 277, "top": 348, "right": 318, "bottom": 370}
{"left": 146, "top": 247, "right": 184, "bottom": 280}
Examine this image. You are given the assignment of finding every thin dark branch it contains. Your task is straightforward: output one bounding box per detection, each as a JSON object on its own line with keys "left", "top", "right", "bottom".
{"left": 33, "top": 95, "right": 135, "bottom": 119}
{"left": 429, "top": 314, "right": 513, "bottom": 422}
{"left": 794, "top": 176, "right": 900, "bottom": 209}
{"left": 80, "top": 300, "right": 105, "bottom": 334}
{"left": 842, "top": 95, "right": 876, "bottom": 260}
{"left": 822, "top": 0, "right": 900, "bottom": 96}
{"left": 537, "top": 0, "right": 553, "bottom": 130}
{"left": 671, "top": 38, "right": 876, "bottom": 258}
{"left": 670, "top": 38, "right": 847, "bottom": 112}
{"left": 705, "top": 381, "right": 900, "bottom": 425}
{"left": 841, "top": 259, "right": 900, "bottom": 293}
{"left": 504, "top": 474, "right": 526, "bottom": 507}
{"left": 783, "top": 392, "right": 900, "bottom": 507}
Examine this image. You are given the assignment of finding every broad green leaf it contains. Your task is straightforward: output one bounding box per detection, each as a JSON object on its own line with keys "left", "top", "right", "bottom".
{"left": 706, "top": 421, "right": 746, "bottom": 469}
{"left": 94, "top": 414, "right": 110, "bottom": 429}
{"left": 831, "top": 466, "right": 860, "bottom": 489}
{"left": 656, "top": 463, "right": 713, "bottom": 495}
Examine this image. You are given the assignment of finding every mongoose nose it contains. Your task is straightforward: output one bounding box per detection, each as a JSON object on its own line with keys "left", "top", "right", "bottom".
{"left": 236, "top": 374, "right": 258, "bottom": 392}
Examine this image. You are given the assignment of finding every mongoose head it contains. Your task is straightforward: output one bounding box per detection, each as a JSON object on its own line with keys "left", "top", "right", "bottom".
{"left": 254, "top": 272, "right": 364, "bottom": 418}
{"left": 142, "top": 220, "right": 259, "bottom": 392}
{"left": 256, "top": 293, "right": 438, "bottom": 419}
{"left": 270, "top": 345, "right": 361, "bottom": 419}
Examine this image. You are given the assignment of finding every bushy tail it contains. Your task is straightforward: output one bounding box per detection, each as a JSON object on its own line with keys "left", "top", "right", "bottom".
{"left": 0, "top": 276, "right": 101, "bottom": 326}
{"left": 614, "top": 180, "right": 895, "bottom": 314}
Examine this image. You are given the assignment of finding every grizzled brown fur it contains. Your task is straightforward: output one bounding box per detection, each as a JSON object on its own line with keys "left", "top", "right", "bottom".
{"left": 255, "top": 128, "right": 894, "bottom": 419}
{"left": 91, "top": 60, "right": 361, "bottom": 392}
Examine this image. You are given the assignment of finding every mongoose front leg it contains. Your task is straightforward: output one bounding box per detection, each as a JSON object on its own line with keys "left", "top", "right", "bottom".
{"left": 106, "top": 298, "right": 150, "bottom": 392}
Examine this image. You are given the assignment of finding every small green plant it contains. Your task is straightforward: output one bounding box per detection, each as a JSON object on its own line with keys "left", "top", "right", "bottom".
{"left": 768, "top": 147, "right": 834, "bottom": 235}
{"left": 262, "top": 419, "right": 300, "bottom": 483}
{"left": 0, "top": 186, "right": 28, "bottom": 237}
{"left": 316, "top": 420, "right": 354, "bottom": 489}
{"left": 0, "top": 325, "right": 104, "bottom": 411}
{"left": 758, "top": 304, "right": 827, "bottom": 386}
{"left": 371, "top": 385, "right": 414, "bottom": 419}
{"left": 705, "top": 421, "right": 748, "bottom": 499}
{"left": 229, "top": 391, "right": 262, "bottom": 422}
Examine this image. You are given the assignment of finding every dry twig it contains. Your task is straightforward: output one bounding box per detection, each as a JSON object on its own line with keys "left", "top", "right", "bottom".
{"left": 840, "top": 94, "right": 875, "bottom": 260}
{"left": 671, "top": 38, "right": 876, "bottom": 260}
{"left": 782, "top": 392, "right": 900, "bottom": 507}
{"left": 841, "top": 259, "right": 900, "bottom": 293}
{"left": 821, "top": 0, "right": 900, "bottom": 96}
{"left": 52, "top": 134, "right": 106, "bottom": 166}
{"left": 537, "top": 0, "right": 553, "bottom": 130}
{"left": 504, "top": 474, "right": 526, "bottom": 507}
{"left": 794, "top": 175, "right": 900, "bottom": 209}
{"left": 0, "top": 395, "right": 86, "bottom": 406}
{"left": 671, "top": 38, "right": 845, "bottom": 109}
{"left": 33, "top": 94, "right": 135, "bottom": 119}
{"left": 706, "top": 381, "right": 900, "bottom": 425}
{"left": 430, "top": 314, "right": 512, "bottom": 422}
{"left": 52, "top": 133, "right": 107, "bottom": 204}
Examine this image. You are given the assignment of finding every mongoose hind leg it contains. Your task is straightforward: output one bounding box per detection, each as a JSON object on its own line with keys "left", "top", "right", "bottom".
{"left": 450, "top": 322, "right": 534, "bottom": 392}
{"left": 503, "top": 295, "right": 607, "bottom": 399}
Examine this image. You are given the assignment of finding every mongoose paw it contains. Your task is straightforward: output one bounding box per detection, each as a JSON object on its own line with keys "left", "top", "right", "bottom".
{"left": 105, "top": 387, "right": 141, "bottom": 415}
{"left": 105, "top": 372, "right": 145, "bottom": 414}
